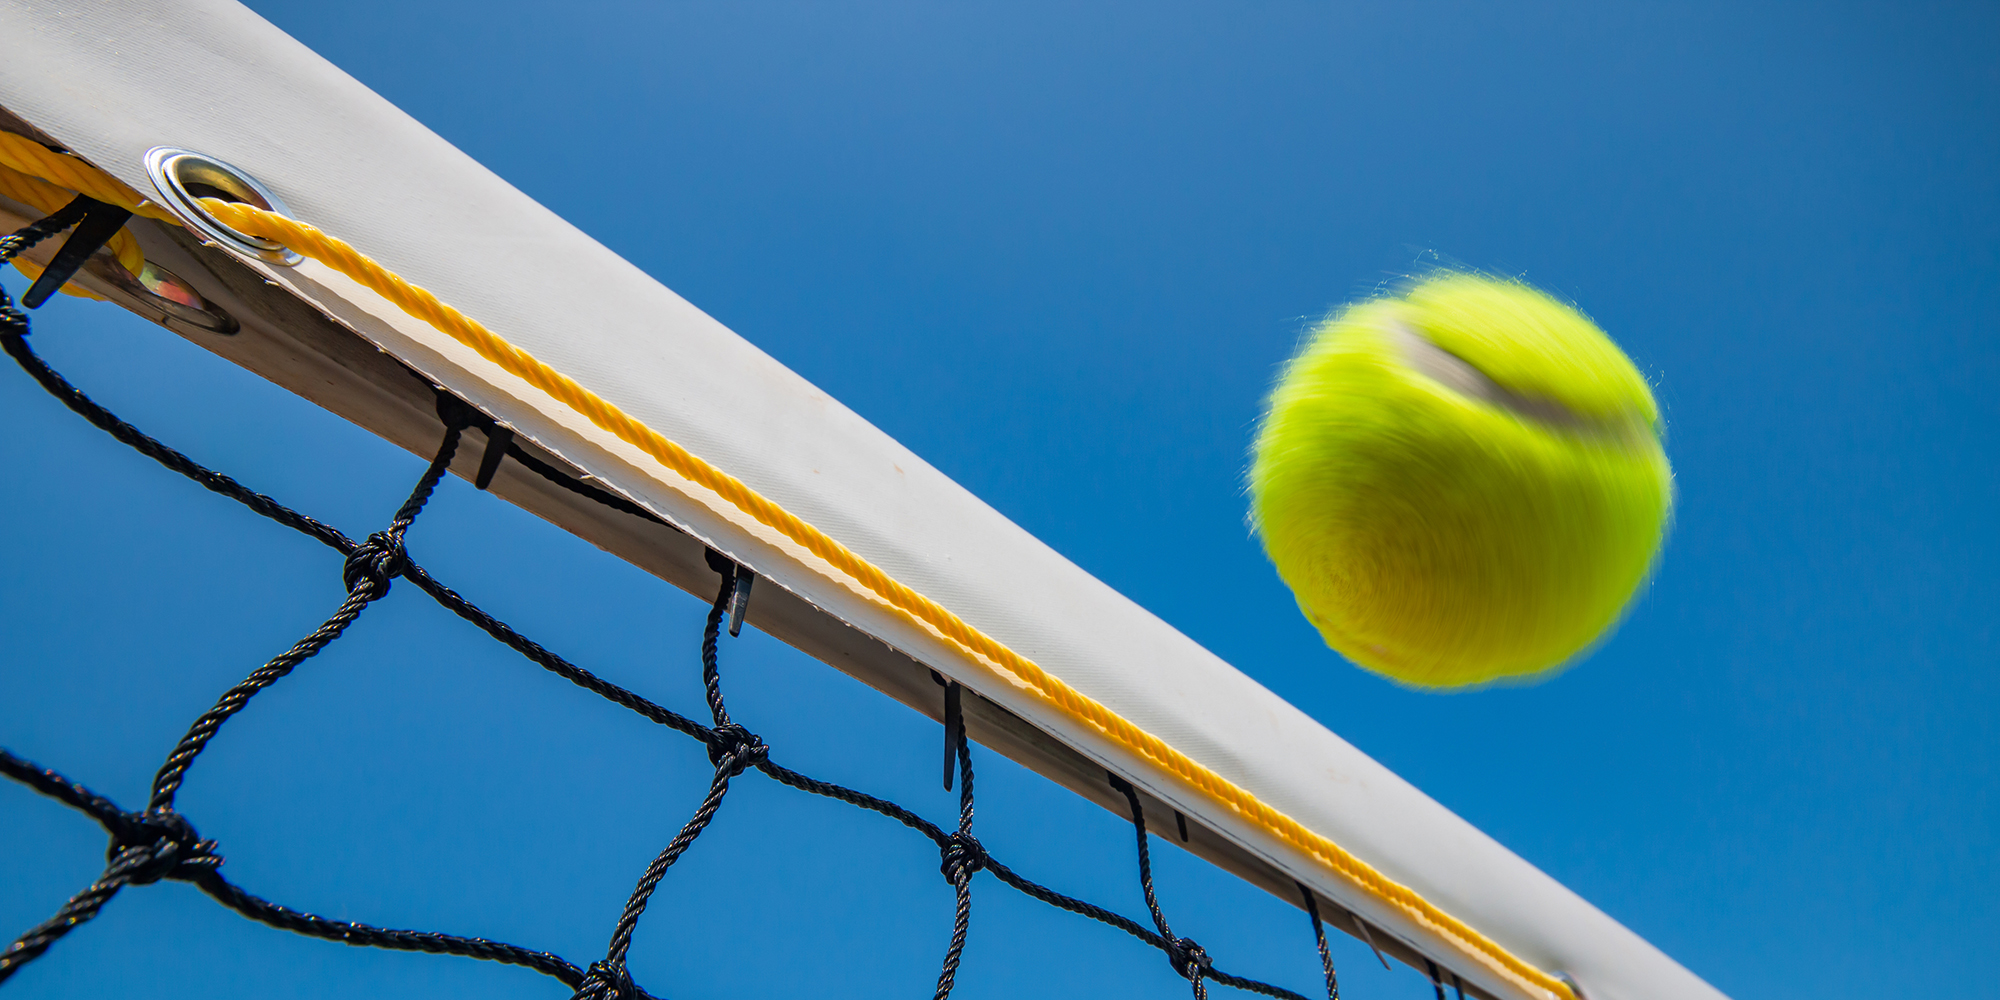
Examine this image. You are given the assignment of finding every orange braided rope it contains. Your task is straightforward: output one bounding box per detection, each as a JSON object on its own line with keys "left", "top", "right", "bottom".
{"left": 199, "top": 196, "right": 1575, "bottom": 1000}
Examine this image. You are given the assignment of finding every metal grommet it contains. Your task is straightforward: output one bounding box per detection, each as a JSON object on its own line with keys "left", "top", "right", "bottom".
{"left": 142, "top": 147, "right": 300, "bottom": 266}
{"left": 98, "top": 258, "right": 239, "bottom": 334}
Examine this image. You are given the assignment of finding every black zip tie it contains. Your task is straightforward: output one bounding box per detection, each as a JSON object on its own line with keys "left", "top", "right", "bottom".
{"left": 1, "top": 231, "right": 1322, "bottom": 999}
{"left": 703, "top": 548, "right": 755, "bottom": 637}
{"left": 1111, "top": 773, "right": 1212, "bottom": 998}
{"left": 432, "top": 392, "right": 510, "bottom": 492}
{"left": 1175, "top": 810, "right": 1190, "bottom": 843}
{"left": 1428, "top": 958, "right": 1447, "bottom": 1000}
{"left": 1, "top": 197, "right": 94, "bottom": 343}
{"left": 581, "top": 561, "right": 764, "bottom": 999}
{"left": 696, "top": 554, "right": 749, "bottom": 733}
{"left": 1454, "top": 970, "right": 1467, "bottom": 1000}
{"left": 0, "top": 194, "right": 90, "bottom": 263}
{"left": 1351, "top": 911, "right": 1392, "bottom": 970}
{"left": 475, "top": 423, "right": 513, "bottom": 489}
{"left": 22, "top": 196, "right": 131, "bottom": 309}
{"left": 1298, "top": 882, "right": 1339, "bottom": 1000}
{"left": 727, "top": 564, "right": 753, "bottom": 637}
{"left": 931, "top": 702, "right": 981, "bottom": 999}
{"left": 942, "top": 679, "right": 963, "bottom": 791}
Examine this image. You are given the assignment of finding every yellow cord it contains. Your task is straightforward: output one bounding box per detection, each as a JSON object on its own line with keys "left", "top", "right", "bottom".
{"left": 199, "top": 196, "right": 1576, "bottom": 1000}
{"left": 0, "top": 131, "right": 163, "bottom": 299}
{"left": 0, "top": 119, "right": 1580, "bottom": 1000}
{"left": 0, "top": 131, "right": 178, "bottom": 223}
{"left": 0, "top": 163, "right": 147, "bottom": 281}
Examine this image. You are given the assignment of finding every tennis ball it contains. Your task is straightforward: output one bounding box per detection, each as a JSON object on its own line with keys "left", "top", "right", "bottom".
{"left": 1249, "top": 273, "right": 1671, "bottom": 689}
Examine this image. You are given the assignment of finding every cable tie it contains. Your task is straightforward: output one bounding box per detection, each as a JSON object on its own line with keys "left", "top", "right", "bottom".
{"left": 1, "top": 201, "right": 95, "bottom": 341}
{"left": 429, "top": 392, "right": 513, "bottom": 491}
{"left": 942, "top": 680, "right": 963, "bottom": 791}
{"left": 22, "top": 197, "right": 130, "bottom": 309}
{"left": 702, "top": 548, "right": 755, "bottom": 637}
{"left": 726, "top": 565, "right": 753, "bottom": 637}
{"left": 475, "top": 425, "right": 513, "bottom": 490}
{"left": 0, "top": 283, "right": 1336, "bottom": 1000}
{"left": 433, "top": 391, "right": 484, "bottom": 430}
{"left": 1350, "top": 910, "right": 1392, "bottom": 970}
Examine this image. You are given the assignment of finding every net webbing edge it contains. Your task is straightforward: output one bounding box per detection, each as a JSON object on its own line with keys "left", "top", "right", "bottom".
{"left": 0, "top": 280, "right": 1311, "bottom": 999}
{"left": 185, "top": 195, "right": 1578, "bottom": 1000}
{"left": 0, "top": 123, "right": 1580, "bottom": 996}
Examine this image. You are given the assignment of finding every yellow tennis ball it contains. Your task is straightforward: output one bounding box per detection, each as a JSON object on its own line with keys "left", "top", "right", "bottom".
{"left": 1249, "top": 273, "right": 1672, "bottom": 688}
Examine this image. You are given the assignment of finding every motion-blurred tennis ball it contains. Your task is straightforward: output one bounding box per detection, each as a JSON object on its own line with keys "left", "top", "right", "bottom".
{"left": 1249, "top": 273, "right": 1671, "bottom": 688}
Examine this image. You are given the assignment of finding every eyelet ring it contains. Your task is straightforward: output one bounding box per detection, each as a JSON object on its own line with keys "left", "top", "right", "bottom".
{"left": 143, "top": 147, "right": 300, "bottom": 266}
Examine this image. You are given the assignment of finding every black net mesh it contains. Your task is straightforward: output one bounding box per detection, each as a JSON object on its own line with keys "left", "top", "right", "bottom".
{"left": 0, "top": 205, "right": 1448, "bottom": 1000}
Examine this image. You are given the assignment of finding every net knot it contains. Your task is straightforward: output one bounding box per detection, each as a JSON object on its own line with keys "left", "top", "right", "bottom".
{"left": 574, "top": 960, "right": 637, "bottom": 1000}
{"left": 1167, "top": 936, "right": 1212, "bottom": 982}
{"left": 704, "top": 723, "right": 768, "bottom": 776}
{"left": 106, "top": 809, "right": 222, "bottom": 886}
{"left": 342, "top": 531, "right": 406, "bottom": 595}
{"left": 938, "top": 831, "right": 988, "bottom": 885}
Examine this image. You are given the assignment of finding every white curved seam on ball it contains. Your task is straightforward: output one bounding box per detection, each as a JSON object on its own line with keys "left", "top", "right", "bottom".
{"left": 1388, "top": 319, "right": 1645, "bottom": 442}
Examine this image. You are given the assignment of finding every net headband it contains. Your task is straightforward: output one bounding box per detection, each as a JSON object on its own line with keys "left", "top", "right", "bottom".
{"left": 0, "top": 6, "right": 1727, "bottom": 1000}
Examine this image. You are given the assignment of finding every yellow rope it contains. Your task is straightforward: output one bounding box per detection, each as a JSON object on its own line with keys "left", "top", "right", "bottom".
{"left": 199, "top": 196, "right": 1577, "bottom": 1000}
{"left": 0, "top": 118, "right": 1578, "bottom": 998}
{"left": 0, "top": 162, "right": 147, "bottom": 282}
{"left": 0, "top": 131, "right": 178, "bottom": 223}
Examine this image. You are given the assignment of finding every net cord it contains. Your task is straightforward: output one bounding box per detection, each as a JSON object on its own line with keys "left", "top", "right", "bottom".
{"left": 0, "top": 211, "right": 1329, "bottom": 998}
{"left": 191, "top": 189, "right": 1572, "bottom": 1000}
{"left": 0, "top": 132, "right": 162, "bottom": 288}
{"left": 0, "top": 137, "right": 1577, "bottom": 998}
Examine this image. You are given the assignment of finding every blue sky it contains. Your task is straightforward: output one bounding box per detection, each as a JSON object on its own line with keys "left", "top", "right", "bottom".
{"left": 2, "top": 2, "right": 1994, "bottom": 998}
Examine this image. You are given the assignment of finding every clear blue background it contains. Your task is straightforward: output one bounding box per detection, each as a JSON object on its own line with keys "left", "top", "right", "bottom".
{"left": 2, "top": 2, "right": 1993, "bottom": 998}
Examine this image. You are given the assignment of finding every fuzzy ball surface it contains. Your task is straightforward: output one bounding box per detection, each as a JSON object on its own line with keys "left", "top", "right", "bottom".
{"left": 1250, "top": 274, "right": 1672, "bottom": 688}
